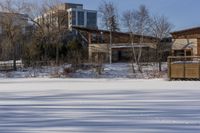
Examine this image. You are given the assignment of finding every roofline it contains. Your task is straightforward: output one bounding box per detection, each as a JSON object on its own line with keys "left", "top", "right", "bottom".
{"left": 67, "top": 8, "right": 97, "bottom": 13}
{"left": 0, "top": 11, "right": 28, "bottom": 16}
{"left": 63, "top": 3, "right": 83, "bottom": 6}
{"left": 171, "top": 26, "right": 200, "bottom": 35}
{"left": 72, "top": 26, "right": 158, "bottom": 40}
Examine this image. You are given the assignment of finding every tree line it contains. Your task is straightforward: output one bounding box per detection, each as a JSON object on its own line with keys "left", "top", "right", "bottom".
{"left": 0, "top": 0, "right": 173, "bottom": 73}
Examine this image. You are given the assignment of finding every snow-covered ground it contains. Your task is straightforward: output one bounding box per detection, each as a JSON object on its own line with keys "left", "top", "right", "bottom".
{"left": 70, "top": 63, "right": 167, "bottom": 79}
{"left": 0, "top": 78, "right": 200, "bottom": 133}
{"left": 0, "top": 63, "right": 168, "bottom": 79}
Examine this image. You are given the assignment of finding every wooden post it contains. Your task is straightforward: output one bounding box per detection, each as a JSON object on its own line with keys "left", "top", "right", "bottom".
{"left": 88, "top": 33, "right": 92, "bottom": 44}
{"left": 183, "top": 56, "right": 186, "bottom": 79}
{"left": 199, "top": 59, "right": 200, "bottom": 79}
{"left": 168, "top": 57, "right": 171, "bottom": 80}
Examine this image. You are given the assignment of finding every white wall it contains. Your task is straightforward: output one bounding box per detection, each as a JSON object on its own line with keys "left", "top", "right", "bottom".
{"left": 172, "top": 39, "right": 198, "bottom": 55}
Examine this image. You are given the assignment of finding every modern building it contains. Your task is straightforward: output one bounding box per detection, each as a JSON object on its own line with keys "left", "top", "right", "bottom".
{"left": 66, "top": 3, "right": 97, "bottom": 29}
{"left": 35, "top": 3, "right": 98, "bottom": 30}
{"left": 171, "top": 27, "right": 200, "bottom": 56}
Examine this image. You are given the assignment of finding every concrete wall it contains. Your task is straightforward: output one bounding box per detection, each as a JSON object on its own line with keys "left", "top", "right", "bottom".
{"left": 172, "top": 39, "right": 198, "bottom": 55}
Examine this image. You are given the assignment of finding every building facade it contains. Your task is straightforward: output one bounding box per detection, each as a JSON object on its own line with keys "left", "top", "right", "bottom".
{"left": 73, "top": 26, "right": 162, "bottom": 63}
{"left": 35, "top": 3, "right": 97, "bottom": 30}
{"left": 67, "top": 8, "right": 97, "bottom": 29}
{"left": 171, "top": 27, "right": 200, "bottom": 56}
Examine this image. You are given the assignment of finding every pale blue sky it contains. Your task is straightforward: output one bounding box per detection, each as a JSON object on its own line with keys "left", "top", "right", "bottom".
{"left": 34, "top": 0, "right": 200, "bottom": 31}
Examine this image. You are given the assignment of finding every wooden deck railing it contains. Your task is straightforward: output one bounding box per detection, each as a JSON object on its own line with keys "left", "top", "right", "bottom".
{"left": 168, "top": 56, "right": 200, "bottom": 80}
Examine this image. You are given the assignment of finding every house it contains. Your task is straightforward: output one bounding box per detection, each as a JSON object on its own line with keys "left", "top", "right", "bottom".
{"left": 35, "top": 3, "right": 97, "bottom": 30}
{"left": 171, "top": 27, "right": 200, "bottom": 56}
{"left": 168, "top": 27, "right": 200, "bottom": 80}
{"left": 73, "top": 26, "right": 171, "bottom": 63}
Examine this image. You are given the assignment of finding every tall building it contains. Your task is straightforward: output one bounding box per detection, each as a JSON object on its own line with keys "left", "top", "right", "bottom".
{"left": 35, "top": 3, "right": 98, "bottom": 30}
{"left": 66, "top": 3, "right": 97, "bottom": 29}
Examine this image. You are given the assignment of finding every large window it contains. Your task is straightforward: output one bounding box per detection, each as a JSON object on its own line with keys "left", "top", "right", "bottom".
{"left": 87, "top": 12, "right": 97, "bottom": 28}
{"left": 78, "top": 11, "right": 84, "bottom": 26}
{"left": 174, "top": 49, "right": 192, "bottom": 56}
{"left": 72, "top": 11, "right": 76, "bottom": 25}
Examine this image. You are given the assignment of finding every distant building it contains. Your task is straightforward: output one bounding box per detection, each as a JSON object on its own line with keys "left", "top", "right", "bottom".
{"left": 171, "top": 27, "right": 200, "bottom": 56}
{"left": 0, "top": 12, "right": 29, "bottom": 35}
{"left": 73, "top": 26, "right": 163, "bottom": 63}
{"left": 35, "top": 3, "right": 98, "bottom": 30}
{"left": 0, "top": 12, "right": 29, "bottom": 61}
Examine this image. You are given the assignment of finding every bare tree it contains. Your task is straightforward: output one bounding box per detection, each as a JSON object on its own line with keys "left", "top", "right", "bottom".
{"left": 122, "top": 10, "right": 137, "bottom": 73}
{"left": 99, "top": 1, "right": 119, "bottom": 31}
{"left": 27, "top": 0, "right": 69, "bottom": 65}
{"left": 99, "top": 1, "right": 120, "bottom": 64}
{"left": 43, "top": 0, "right": 69, "bottom": 65}
{"left": 122, "top": 5, "right": 150, "bottom": 73}
{"left": 150, "top": 15, "right": 173, "bottom": 71}
{"left": 0, "top": 0, "right": 29, "bottom": 70}
{"left": 135, "top": 5, "right": 151, "bottom": 72}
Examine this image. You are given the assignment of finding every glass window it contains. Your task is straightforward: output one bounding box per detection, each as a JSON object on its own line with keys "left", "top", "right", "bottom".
{"left": 78, "top": 11, "right": 84, "bottom": 26}
{"left": 72, "top": 11, "right": 76, "bottom": 25}
{"left": 87, "top": 12, "right": 97, "bottom": 28}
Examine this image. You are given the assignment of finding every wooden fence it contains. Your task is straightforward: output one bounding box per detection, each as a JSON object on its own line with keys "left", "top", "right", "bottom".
{"left": 168, "top": 56, "right": 200, "bottom": 80}
{"left": 0, "top": 60, "right": 23, "bottom": 71}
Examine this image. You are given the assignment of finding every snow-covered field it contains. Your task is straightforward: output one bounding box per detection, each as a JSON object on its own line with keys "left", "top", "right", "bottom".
{"left": 0, "top": 78, "right": 200, "bottom": 133}
{"left": 0, "top": 63, "right": 168, "bottom": 79}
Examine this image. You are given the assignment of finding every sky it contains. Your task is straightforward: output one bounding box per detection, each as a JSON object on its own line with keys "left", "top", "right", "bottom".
{"left": 34, "top": 0, "right": 200, "bottom": 31}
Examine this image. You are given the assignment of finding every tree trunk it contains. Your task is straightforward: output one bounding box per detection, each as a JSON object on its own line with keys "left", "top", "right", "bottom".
{"left": 56, "top": 43, "right": 59, "bottom": 65}
{"left": 157, "top": 42, "right": 162, "bottom": 72}
{"left": 130, "top": 34, "right": 136, "bottom": 73}
{"left": 13, "top": 43, "right": 17, "bottom": 71}
{"left": 159, "top": 61, "right": 162, "bottom": 72}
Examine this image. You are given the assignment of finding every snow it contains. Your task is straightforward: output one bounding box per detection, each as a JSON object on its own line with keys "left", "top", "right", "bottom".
{"left": 71, "top": 63, "right": 168, "bottom": 79}
{"left": 172, "top": 61, "right": 200, "bottom": 64}
{"left": 0, "top": 65, "right": 69, "bottom": 78}
{"left": 0, "top": 63, "right": 167, "bottom": 79}
{"left": 0, "top": 78, "right": 200, "bottom": 133}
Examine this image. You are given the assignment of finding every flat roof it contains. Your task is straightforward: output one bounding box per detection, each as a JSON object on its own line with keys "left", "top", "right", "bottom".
{"left": 72, "top": 26, "right": 158, "bottom": 40}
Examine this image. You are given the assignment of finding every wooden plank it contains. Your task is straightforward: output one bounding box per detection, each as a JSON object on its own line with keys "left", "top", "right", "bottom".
{"left": 168, "top": 58, "right": 171, "bottom": 80}
{"left": 198, "top": 39, "right": 200, "bottom": 56}
{"left": 168, "top": 56, "right": 200, "bottom": 79}
{"left": 171, "top": 64, "right": 184, "bottom": 78}
{"left": 185, "top": 64, "right": 199, "bottom": 78}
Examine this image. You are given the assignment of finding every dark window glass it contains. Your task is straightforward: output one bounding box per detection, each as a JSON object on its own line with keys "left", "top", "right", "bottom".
{"left": 87, "top": 12, "right": 97, "bottom": 28}
{"left": 72, "top": 11, "right": 76, "bottom": 25}
{"left": 78, "top": 11, "right": 84, "bottom": 26}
